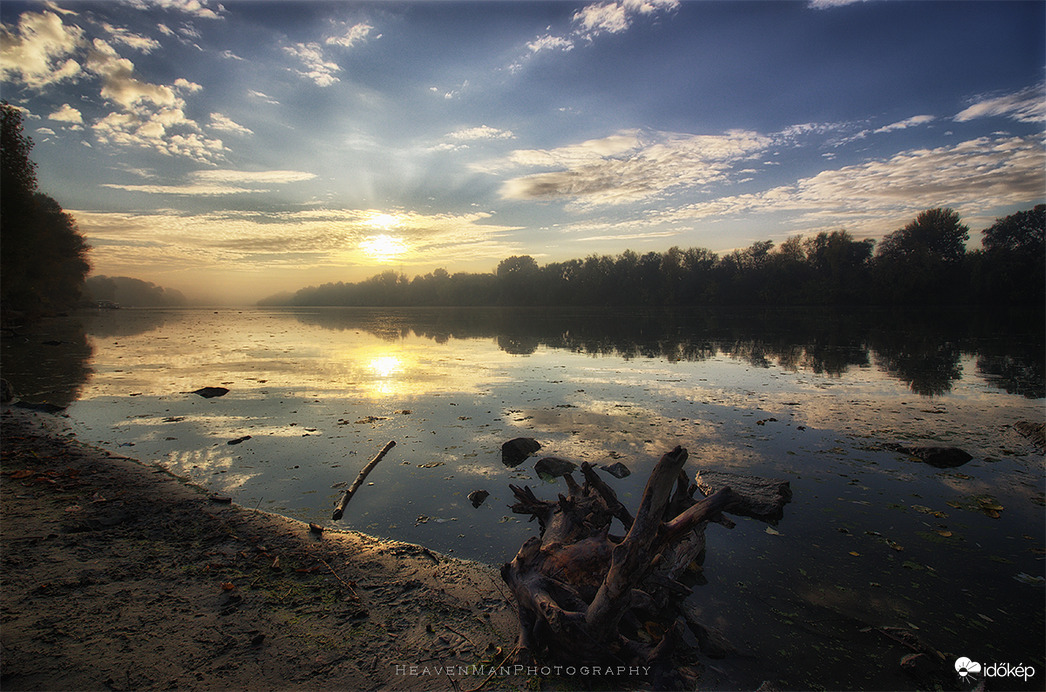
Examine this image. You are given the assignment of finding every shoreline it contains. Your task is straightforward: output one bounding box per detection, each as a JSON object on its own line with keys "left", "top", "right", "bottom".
{"left": 1, "top": 407, "right": 527, "bottom": 691}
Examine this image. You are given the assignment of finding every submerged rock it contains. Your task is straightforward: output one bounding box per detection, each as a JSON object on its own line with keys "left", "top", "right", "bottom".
{"left": 191, "top": 386, "right": 229, "bottom": 399}
{"left": 468, "top": 490, "right": 489, "bottom": 508}
{"left": 534, "top": 456, "right": 577, "bottom": 479}
{"left": 502, "top": 437, "right": 541, "bottom": 468}
{"left": 600, "top": 461, "right": 631, "bottom": 479}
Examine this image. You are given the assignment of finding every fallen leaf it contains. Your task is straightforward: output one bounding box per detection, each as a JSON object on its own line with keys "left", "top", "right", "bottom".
{"left": 765, "top": 527, "right": 781, "bottom": 536}
{"left": 220, "top": 582, "right": 236, "bottom": 591}
{"left": 849, "top": 551, "right": 860, "bottom": 556}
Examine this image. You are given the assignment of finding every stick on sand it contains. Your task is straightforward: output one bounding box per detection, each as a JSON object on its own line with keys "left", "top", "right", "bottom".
{"left": 332, "top": 440, "right": 396, "bottom": 520}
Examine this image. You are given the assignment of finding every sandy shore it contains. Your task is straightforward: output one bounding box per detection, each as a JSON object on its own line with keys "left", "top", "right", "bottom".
{"left": 1, "top": 407, "right": 528, "bottom": 691}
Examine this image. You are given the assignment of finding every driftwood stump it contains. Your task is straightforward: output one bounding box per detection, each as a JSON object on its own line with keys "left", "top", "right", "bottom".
{"left": 501, "top": 446, "right": 790, "bottom": 688}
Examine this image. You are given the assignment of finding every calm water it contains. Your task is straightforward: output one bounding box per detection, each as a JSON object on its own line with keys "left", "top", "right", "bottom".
{"left": 3, "top": 306, "right": 1043, "bottom": 690}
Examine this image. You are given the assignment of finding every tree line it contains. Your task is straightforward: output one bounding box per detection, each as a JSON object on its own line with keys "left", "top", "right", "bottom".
{"left": 1, "top": 101, "right": 90, "bottom": 324}
{"left": 265, "top": 205, "right": 1044, "bottom": 308}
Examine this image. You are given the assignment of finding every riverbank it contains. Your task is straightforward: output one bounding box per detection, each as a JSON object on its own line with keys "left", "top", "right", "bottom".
{"left": 0, "top": 407, "right": 527, "bottom": 691}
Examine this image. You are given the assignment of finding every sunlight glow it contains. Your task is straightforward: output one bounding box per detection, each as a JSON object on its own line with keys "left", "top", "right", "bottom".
{"left": 360, "top": 234, "right": 408, "bottom": 262}
{"left": 368, "top": 354, "right": 404, "bottom": 378}
{"left": 366, "top": 212, "right": 402, "bottom": 230}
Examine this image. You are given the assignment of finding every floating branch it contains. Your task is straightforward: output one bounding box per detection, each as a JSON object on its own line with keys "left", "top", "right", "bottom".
{"left": 331, "top": 440, "right": 396, "bottom": 521}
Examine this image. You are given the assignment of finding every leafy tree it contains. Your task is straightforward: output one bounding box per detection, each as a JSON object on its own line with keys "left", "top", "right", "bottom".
{"left": 874, "top": 208, "right": 970, "bottom": 303}
{"left": 1, "top": 102, "right": 91, "bottom": 320}
{"left": 975, "top": 205, "right": 1046, "bottom": 304}
{"left": 877, "top": 208, "right": 969, "bottom": 263}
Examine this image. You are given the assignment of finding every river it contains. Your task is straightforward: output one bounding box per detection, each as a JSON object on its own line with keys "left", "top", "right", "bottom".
{"left": 2, "top": 305, "right": 1043, "bottom": 689}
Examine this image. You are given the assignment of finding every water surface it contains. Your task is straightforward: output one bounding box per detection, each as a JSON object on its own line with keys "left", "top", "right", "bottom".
{"left": 3, "top": 306, "right": 1043, "bottom": 690}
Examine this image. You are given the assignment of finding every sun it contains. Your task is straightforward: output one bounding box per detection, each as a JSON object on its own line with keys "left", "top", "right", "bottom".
{"left": 364, "top": 211, "right": 404, "bottom": 231}
{"left": 360, "top": 234, "right": 408, "bottom": 262}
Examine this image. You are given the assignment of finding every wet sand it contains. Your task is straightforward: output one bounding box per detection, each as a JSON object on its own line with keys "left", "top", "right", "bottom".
{"left": 1, "top": 407, "right": 527, "bottom": 691}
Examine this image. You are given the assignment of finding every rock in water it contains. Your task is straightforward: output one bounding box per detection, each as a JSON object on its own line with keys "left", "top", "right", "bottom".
{"left": 502, "top": 437, "right": 541, "bottom": 467}
{"left": 600, "top": 461, "right": 631, "bottom": 478}
{"left": 468, "top": 490, "right": 489, "bottom": 508}
{"left": 191, "top": 386, "right": 229, "bottom": 399}
{"left": 534, "top": 456, "right": 577, "bottom": 479}
{"left": 885, "top": 443, "right": 972, "bottom": 468}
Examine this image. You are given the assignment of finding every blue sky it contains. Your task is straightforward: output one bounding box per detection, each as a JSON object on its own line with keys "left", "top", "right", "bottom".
{"left": 2, "top": 0, "right": 1043, "bottom": 303}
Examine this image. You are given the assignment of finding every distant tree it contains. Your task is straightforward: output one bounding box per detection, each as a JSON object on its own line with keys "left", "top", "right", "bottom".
{"left": 2, "top": 102, "right": 91, "bottom": 320}
{"left": 875, "top": 208, "right": 970, "bottom": 303}
{"left": 877, "top": 208, "right": 969, "bottom": 264}
{"left": 83, "top": 276, "right": 187, "bottom": 307}
{"left": 982, "top": 204, "right": 1045, "bottom": 255}
{"left": 975, "top": 205, "right": 1046, "bottom": 305}
{"left": 497, "top": 255, "right": 540, "bottom": 304}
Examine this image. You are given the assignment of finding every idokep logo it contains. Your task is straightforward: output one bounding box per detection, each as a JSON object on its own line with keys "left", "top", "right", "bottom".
{"left": 956, "top": 656, "right": 1037, "bottom": 685}
{"left": 955, "top": 657, "right": 982, "bottom": 683}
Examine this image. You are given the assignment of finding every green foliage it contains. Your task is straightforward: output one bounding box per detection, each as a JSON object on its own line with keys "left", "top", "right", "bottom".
{"left": 1, "top": 101, "right": 91, "bottom": 321}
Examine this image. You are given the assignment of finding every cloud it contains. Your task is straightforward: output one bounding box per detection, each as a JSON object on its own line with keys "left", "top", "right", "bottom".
{"left": 84, "top": 37, "right": 223, "bottom": 162}
{"left": 496, "top": 128, "right": 772, "bottom": 205}
{"left": 808, "top": 0, "right": 868, "bottom": 8}
{"left": 100, "top": 182, "right": 259, "bottom": 195}
{"left": 573, "top": 0, "right": 679, "bottom": 38}
{"left": 102, "top": 168, "right": 317, "bottom": 195}
{"left": 954, "top": 83, "right": 1046, "bottom": 123}
{"left": 0, "top": 10, "right": 84, "bottom": 89}
{"left": 515, "top": 0, "right": 678, "bottom": 69}
{"left": 48, "top": 103, "right": 83, "bottom": 123}
{"left": 325, "top": 22, "right": 374, "bottom": 48}
{"left": 873, "top": 115, "right": 935, "bottom": 133}
{"left": 527, "top": 34, "right": 573, "bottom": 53}
{"left": 193, "top": 170, "right": 316, "bottom": 184}
{"left": 129, "top": 0, "right": 223, "bottom": 20}
{"left": 447, "top": 125, "right": 516, "bottom": 141}
{"left": 101, "top": 23, "right": 161, "bottom": 53}
{"left": 285, "top": 22, "right": 377, "bottom": 87}
{"left": 284, "top": 41, "right": 341, "bottom": 87}
{"left": 87, "top": 38, "right": 176, "bottom": 108}
{"left": 665, "top": 135, "right": 1044, "bottom": 233}
{"left": 248, "top": 89, "right": 280, "bottom": 105}
{"left": 208, "top": 113, "right": 253, "bottom": 136}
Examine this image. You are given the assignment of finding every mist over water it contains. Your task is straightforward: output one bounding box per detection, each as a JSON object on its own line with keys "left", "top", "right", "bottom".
{"left": 3, "top": 305, "right": 1043, "bottom": 690}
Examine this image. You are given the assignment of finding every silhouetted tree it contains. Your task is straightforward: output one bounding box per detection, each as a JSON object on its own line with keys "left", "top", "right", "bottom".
{"left": 974, "top": 205, "right": 1045, "bottom": 305}
{"left": 1, "top": 101, "right": 91, "bottom": 321}
{"left": 874, "top": 208, "right": 969, "bottom": 303}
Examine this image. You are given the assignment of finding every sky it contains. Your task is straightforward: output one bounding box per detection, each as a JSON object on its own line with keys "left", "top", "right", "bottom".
{"left": 1, "top": 0, "right": 1044, "bottom": 304}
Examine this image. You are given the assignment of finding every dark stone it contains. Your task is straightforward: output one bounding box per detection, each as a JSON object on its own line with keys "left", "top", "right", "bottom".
{"left": 502, "top": 437, "right": 541, "bottom": 467}
{"left": 886, "top": 443, "right": 972, "bottom": 468}
{"left": 534, "top": 456, "right": 577, "bottom": 479}
{"left": 192, "top": 386, "right": 229, "bottom": 398}
{"left": 468, "top": 490, "right": 490, "bottom": 508}
{"left": 600, "top": 461, "right": 631, "bottom": 478}
{"left": 1, "top": 378, "right": 13, "bottom": 404}
{"left": 227, "top": 435, "right": 252, "bottom": 445}
{"left": 694, "top": 470, "right": 792, "bottom": 524}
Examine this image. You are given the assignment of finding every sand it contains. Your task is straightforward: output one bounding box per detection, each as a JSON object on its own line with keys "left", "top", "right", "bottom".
{"left": 1, "top": 407, "right": 528, "bottom": 691}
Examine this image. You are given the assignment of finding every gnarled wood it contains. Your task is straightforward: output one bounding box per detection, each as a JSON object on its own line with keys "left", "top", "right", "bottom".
{"left": 500, "top": 445, "right": 791, "bottom": 689}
